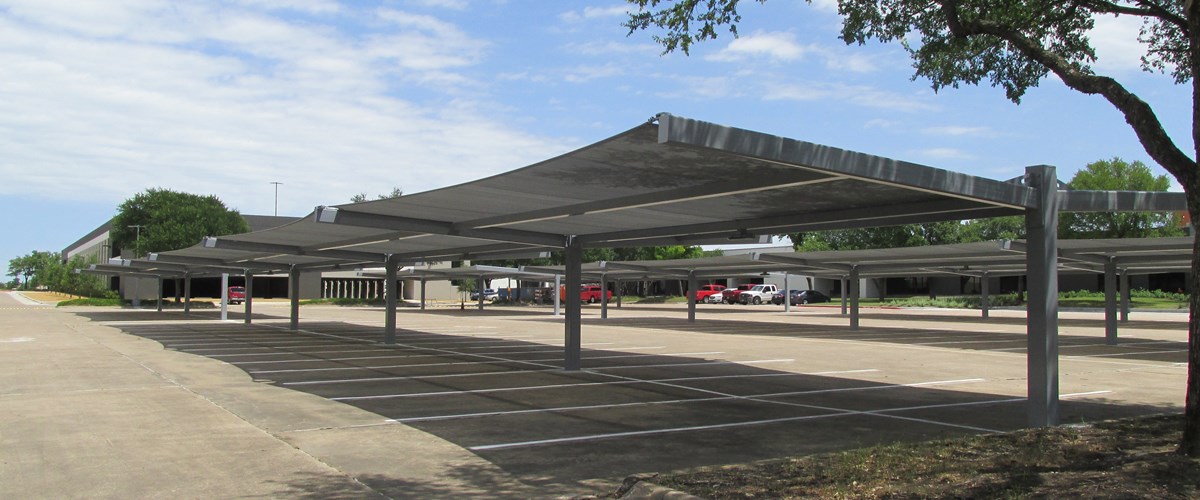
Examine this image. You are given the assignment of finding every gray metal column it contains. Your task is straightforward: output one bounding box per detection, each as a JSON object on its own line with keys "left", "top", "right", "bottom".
{"left": 476, "top": 276, "right": 485, "bottom": 311}
{"left": 840, "top": 276, "right": 848, "bottom": 315}
{"left": 686, "top": 270, "right": 697, "bottom": 323}
{"left": 156, "top": 277, "right": 163, "bottom": 312}
{"left": 564, "top": 237, "right": 582, "bottom": 371}
{"left": 1025, "top": 165, "right": 1060, "bottom": 427}
{"left": 289, "top": 266, "right": 300, "bottom": 331}
{"left": 420, "top": 279, "right": 427, "bottom": 310}
{"left": 600, "top": 274, "right": 609, "bottom": 319}
{"left": 1119, "top": 269, "right": 1130, "bottom": 322}
{"left": 1104, "top": 257, "right": 1118, "bottom": 345}
{"left": 783, "top": 272, "right": 791, "bottom": 313}
{"left": 554, "top": 274, "right": 561, "bottom": 316}
{"left": 980, "top": 272, "right": 990, "bottom": 319}
{"left": 616, "top": 279, "right": 623, "bottom": 308}
{"left": 244, "top": 270, "right": 254, "bottom": 324}
{"left": 849, "top": 266, "right": 860, "bottom": 330}
{"left": 220, "top": 273, "right": 229, "bottom": 321}
{"left": 183, "top": 274, "right": 192, "bottom": 314}
{"left": 385, "top": 258, "right": 399, "bottom": 344}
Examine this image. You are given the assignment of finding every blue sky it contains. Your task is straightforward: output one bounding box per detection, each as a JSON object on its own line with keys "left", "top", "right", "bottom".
{"left": 0, "top": 0, "right": 1191, "bottom": 273}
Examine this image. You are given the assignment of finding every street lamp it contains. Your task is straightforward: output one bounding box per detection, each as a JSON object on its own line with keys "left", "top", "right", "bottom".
{"left": 127, "top": 225, "right": 145, "bottom": 258}
{"left": 271, "top": 181, "right": 283, "bottom": 216}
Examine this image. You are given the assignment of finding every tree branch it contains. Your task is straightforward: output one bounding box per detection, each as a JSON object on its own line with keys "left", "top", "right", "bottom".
{"left": 941, "top": 0, "right": 1196, "bottom": 186}
{"left": 1079, "top": 0, "right": 1189, "bottom": 32}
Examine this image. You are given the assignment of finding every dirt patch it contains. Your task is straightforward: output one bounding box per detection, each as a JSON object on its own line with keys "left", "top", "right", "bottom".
{"left": 651, "top": 414, "right": 1200, "bottom": 499}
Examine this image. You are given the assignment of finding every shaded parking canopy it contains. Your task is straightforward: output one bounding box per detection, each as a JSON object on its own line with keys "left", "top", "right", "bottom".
{"left": 88, "top": 113, "right": 1186, "bottom": 429}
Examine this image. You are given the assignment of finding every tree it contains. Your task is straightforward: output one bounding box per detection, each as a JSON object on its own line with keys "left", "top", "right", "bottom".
{"left": 626, "top": 0, "right": 1200, "bottom": 454}
{"left": 350, "top": 187, "right": 404, "bottom": 203}
{"left": 110, "top": 189, "right": 249, "bottom": 257}
{"left": 1062, "top": 158, "right": 1185, "bottom": 238}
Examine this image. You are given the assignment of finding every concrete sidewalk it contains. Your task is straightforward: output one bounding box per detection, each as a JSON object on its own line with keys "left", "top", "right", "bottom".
{"left": 0, "top": 300, "right": 552, "bottom": 499}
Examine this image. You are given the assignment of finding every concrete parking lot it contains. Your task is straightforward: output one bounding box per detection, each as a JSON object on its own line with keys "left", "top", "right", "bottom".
{"left": 1, "top": 292, "right": 1187, "bottom": 497}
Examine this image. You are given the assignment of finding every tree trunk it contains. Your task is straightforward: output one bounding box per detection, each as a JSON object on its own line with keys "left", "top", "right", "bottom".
{"left": 1180, "top": 188, "right": 1200, "bottom": 455}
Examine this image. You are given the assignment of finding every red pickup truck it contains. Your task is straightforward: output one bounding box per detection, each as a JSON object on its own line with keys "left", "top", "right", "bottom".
{"left": 694, "top": 284, "right": 726, "bottom": 302}
{"left": 228, "top": 286, "right": 246, "bottom": 305}
{"left": 561, "top": 284, "right": 613, "bottom": 303}
{"left": 720, "top": 284, "right": 758, "bottom": 304}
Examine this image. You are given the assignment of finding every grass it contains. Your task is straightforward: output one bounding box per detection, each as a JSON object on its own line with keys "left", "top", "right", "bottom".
{"left": 649, "top": 414, "right": 1200, "bottom": 499}
{"left": 57, "top": 297, "right": 125, "bottom": 307}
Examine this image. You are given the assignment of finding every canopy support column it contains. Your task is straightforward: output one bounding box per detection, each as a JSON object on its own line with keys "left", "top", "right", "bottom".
{"left": 476, "top": 277, "right": 485, "bottom": 311}
{"left": 289, "top": 265, "right": 300, "bottom": 331}
{"left": 849, "top": 266, "right": 860, "bottom": 330}
{"left": 564, "top": 237, "right": 582, "bottom": 371}
{"left": 601, "top": 274, "right": 609, "bottom": 319}
{"left": 183, "top": 274, "right": 192, "bottom": 315}
{"left": 616, "top": 279, "right": 623, "bottom": 308}
{"left": 783, "top": 272, "right": 791, "bottom": 313}
{"left": 244, "top": 270, "right": 254, "bottom": 324}
{"left": 384, "top": 258, "right": 399, "bottom": 344}
{"left": 554, "top": 274, "right": 561, "bottom": 316}
{"left": 840, "top": 276, "right": 848, "bottom": 315}
{"left": 420, "top": 279, "right": 427, "bottom": 310}
{"left": 1120, "top": 269, "right": 1130, "bottom": 322}
{"left": 220, "top": 273, "right": 229, "bottom": 321}
{"left": 1105, "top": 257, "right": 1119, "bottom": 345}
{"left": 981, "top": 272, "right": 990, "bottom": 319}
{"left": 1026, "top": 165, "right": 1060, "bottom": 427}
{"left": 687, "top": 270, "right": 697, "bottom": 323}
{"left": 155, "top": 277, "right": 163, "bottom": 312}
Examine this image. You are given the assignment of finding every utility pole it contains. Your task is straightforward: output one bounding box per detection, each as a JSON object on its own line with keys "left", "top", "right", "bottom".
{"left": 271, "top": 181, "right": 283, "bottom": 216}
{"left": 128, "top": 225, "right": 145, "bottom": 258}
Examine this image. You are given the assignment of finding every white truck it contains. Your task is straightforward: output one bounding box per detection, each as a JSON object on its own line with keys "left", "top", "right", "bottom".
{"left": 736, "top": 284, "right": 778, "bottom": 305}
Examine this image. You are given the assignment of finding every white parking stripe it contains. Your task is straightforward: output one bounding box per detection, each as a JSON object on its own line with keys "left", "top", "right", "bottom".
{"left": 249, "top": 352, "right": 725, "bottom": 375}
{"left": 389, "top": 377, "right": 981, "bottom": 421}
{"left": 332, "top": 369, "right": 883, "bottom": 401}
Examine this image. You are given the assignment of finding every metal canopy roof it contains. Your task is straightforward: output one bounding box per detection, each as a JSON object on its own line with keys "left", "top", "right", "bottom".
{"left": 517, "top": 237, "right": 1191, "bottom": 281}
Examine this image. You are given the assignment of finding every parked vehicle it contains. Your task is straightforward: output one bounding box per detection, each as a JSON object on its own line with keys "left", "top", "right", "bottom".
{"left": 227, "top": 286, "right": 246, "bottom": 305}
{"left": 694, "top": 284, "right": 726, "bottom": 302}
{"left": 561, "top": 284, "right": 613, "bottom": 303}
{"left": 771, "top": 289, "right": 832, "bottom": 305}
{"left": 470, "top": 288, "right": 499, "bottom": 302}
{"left": 721, "top": 284, "right": 758, "bottom": 304}
{"left": 737, "top": 284, "right": 779, "bottom": 305}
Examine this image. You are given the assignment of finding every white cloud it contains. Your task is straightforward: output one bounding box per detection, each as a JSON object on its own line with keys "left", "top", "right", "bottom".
{"left": 1090, "top": 14, "right": 1146, "bottom": 73}
{"left": 708, "top": 30, "right": 879, "bottom": 73}
{"left": 0, "top": 1, "right": 570, "bottom": 216}
{"left": 406, "top": 0, "right": 469, "bottom": 10}
{"left": 764, "top": 82, "right": 935, "bottom": 112}
{"left": 708, "top": 31, "right": 808, "bottom": 62}
{"left": 913, "top": 148, "right": 976, "bottom": 160}
{"left": 921, "top": 125, "right": 997, "bottom": 137}
{"left": 563, "top": 63, "right": 624, "bottom": 83}
{"left": 560, "top": 5, "right": 630, "bottom": 23}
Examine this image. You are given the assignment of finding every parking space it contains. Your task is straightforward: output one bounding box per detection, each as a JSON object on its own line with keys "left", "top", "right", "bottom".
{"left": 81, "top": 302, "right": 1186, "bottom": 486}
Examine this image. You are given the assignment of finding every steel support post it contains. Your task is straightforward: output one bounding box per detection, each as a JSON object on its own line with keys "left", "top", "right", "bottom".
{"left": 220, "top": 273, "right": 229, "bottom": 321}
{"left": 783, "top": 272, "right": 791, "bottom": 313}
{"left": 244, "top": 271, "right": 254, "bottom": 324}
{"left": 616, "top": 279, "right": 623, "bottom": 308}
{"left": 1119, "top": 270, "right": 1130, "bottom": 322}
{"left": 420, "top": 279, "right": 427, "bottom": 310}
{"left": 183, "top": 274, "right": 192, "bottom": 314}
{"left": 156, "top": 277, "right": 163, "bottom": 312}
{"left": 289, "top": 266, "right": 300, "bottom": 331}
{"left": 1104, "top": 257, "right": 1118, "bottom": 345}
{"left": 849, "top": 266, "right": 860, "bottom": 330}
{"left": 554, "top": 274, "right": 561, "bottom": 316}
{"left": 687, "top": 271, "right": 697, "bottom": 323}
{"left": 564, "top": 237, "right": 582, "bottom": 371}
{"left": 981, "top": 272, "right": 990, "bottom": 319}
{"left": 385, "top": 258, "right": 399, "bottom": 344}
{"left": 840, "top": 276, "right": 848, "bottom": 315}
{"left": 600, "top": 273, "right": 608, "bottom": 320}
{"left": 476, "top": 277, "right": 485, "bottom": 311}
{"left": 1026, "top": 165, "right": 1060, "bottom": 427}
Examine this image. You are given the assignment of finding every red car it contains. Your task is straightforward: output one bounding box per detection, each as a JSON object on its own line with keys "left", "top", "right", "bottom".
{"left": 227, "top": 286, "right": 246, "bottom": 305}
{"left": 694, "top": 284, "right": 726, "bottom": 302}
{"left": 560, "top": 284, "right": 613, "bottom": 303}
{"left": 720, "top": 284, "right": 758, "bottom": 304}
